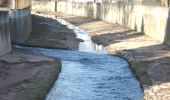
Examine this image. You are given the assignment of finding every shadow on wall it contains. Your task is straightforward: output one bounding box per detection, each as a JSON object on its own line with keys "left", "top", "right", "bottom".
{"left": 86, "top": 2, "right": 94, "bottom": 18}
{"left": 165, "top": 9, "right": 170, "bottom": 45}
{"left": 60, "top": 16, "right": 100, "bottom": 26}
{"left": 134, "top": 18, "right": 144, "bottom": 33}
{"left": 99, "top": 2, "right": 140, "bottom": 31}
{"left": 121, "top": 2, "right": 135, "bottom": 26}
{"left": 101, "top": 3, "right": 109, "bottom": 20}
{"left": 103, "top": 2, "right": 135, "bottom": 25}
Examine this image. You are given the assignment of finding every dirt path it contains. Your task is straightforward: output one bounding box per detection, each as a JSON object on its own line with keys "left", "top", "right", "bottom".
{"left": 54, "top": 12, "right": 170, "bottom": 100}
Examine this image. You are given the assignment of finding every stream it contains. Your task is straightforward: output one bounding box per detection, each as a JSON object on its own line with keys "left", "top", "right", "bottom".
{"left": 15, "top": 16, "right": 143, "bottom": 100}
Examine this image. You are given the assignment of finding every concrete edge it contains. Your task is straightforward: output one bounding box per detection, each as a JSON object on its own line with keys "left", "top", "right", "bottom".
{"left": 0, "top": 7, "right": 9, "bottom": 12}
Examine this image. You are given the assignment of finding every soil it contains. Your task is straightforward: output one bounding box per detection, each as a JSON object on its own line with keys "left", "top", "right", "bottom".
{"left": 21, "top": 13, "right": 82, "bottom": 50}
{"left": 0, "top": 49, "right": 61, "bottom": 100}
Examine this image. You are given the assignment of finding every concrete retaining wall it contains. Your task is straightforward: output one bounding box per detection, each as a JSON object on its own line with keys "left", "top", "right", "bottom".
{"left": 100, "top": 4, "right": 170, "bottom": 44}
{"left": 32, "top": 1, "right": 170, "bottom": 45}
{"left": 32, "top": 0, "right": 56, "bottom": 12}
{"left": 0, "top": 0, "right": 31, "bottom": 9}
{"left": 10, "top": 7, "right": 32, "bottom": 43}
{"left": 57, "top": 1, "right": 67, "bottom": 13}
{"left": 57, "top": 2, "right": 100, "bottom": 19}
{"left": 0, "top": 8, "right": 11, "bottom": 56}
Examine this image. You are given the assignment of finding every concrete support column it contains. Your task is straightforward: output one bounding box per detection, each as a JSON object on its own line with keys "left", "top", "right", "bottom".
{"left": 9, "top": 0, "right": 32, "bottom": 43}
{"left": 0, "top": 8, "right": 11, "bottom": 56}
{"left": 10, "top": 7, "right": 32, "bottom": 43}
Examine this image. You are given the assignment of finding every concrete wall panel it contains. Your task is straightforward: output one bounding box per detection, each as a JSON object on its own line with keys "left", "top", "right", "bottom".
{"left": 10, "top": 7, "right": 32, "bottom": 43}
{"left": 0, "top": 10, "right": 11, "bottom": 56}
{"left": 32, "top": 0, "right": 56, "bottom": 12}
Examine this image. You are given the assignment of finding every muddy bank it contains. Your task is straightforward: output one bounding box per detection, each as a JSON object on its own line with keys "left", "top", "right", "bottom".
{"left": 0, "top": 49, "right": 61, "bottom": 100}
{"left": 21, "top": 14, "right": 81, "bottom": 50}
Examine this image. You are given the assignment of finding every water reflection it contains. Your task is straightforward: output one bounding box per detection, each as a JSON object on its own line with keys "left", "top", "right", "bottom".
{"left": 56, "top": 17, "right": 107, "bottom": 54}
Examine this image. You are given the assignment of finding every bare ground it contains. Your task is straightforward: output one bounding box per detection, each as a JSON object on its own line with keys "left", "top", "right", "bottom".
{"left": 0, "top": 49, "right": 61, "bottom": 100}
{"left": 21, "top": 13, "right": 82, "bottom": 50}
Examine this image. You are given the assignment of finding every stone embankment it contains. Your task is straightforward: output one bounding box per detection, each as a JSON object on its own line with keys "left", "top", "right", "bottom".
{"left": 55, "top": 13, "right": 170, "bottom": 100}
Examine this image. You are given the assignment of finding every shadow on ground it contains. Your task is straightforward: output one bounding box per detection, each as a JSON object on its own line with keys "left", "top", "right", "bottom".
{"left": 22, "top": 14, "right": 81, "bottom": 50}
{"left": 92, "top": 31, "right": 170, "bottom": 88}
{"left": 92, "top": 31, "right": 142, "bottom": 46}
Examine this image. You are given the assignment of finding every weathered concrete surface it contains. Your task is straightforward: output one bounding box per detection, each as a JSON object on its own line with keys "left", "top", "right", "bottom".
{"left": 57, "top": 1, "right": 101, "bottom": 19}
{"left": 10, "top": 7, "right": 32, "bottom": 43}
{"left": 99, "top": 4, "right": 169, "bottom": 43}
{"left": 0, "top": 0, "right": 31, "bottom": 9}
{"left": 31, "top": 0, "right": 56, "bottom": 12}
{"left": 31, "top": 1, "right": 170, "bottom": 45}
{"left": 55, "top": 13, "right": 170, "bottom": 100}
{"left": 0, "top": 49, "right": 61, "bottom": 100}
{"left": 0, "top": 9, "right": 11, "bottom": 56}
{"left": 21, "top": 12, "right": 82, "bottom": 50}
{"left": 1, "top": 0, "right": 33, "bottom": 43}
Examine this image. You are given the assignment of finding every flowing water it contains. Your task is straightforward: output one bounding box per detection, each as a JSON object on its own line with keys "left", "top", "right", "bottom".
{"left": 15, "top": 15, "right": 143, "bottom": 100}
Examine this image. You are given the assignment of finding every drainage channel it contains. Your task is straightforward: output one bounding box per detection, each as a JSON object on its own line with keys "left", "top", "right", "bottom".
{"left": 15, "top": 14, "right": 143, "bottom": 100}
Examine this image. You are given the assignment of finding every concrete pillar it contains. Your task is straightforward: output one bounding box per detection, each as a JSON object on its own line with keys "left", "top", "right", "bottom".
{"left": 9, "top": 0, "right": 32, "bottom": 43}
{"left": 0, "top": 8, "right": 11, "bottom": 56}
{"left": 10, "top": 8, "right": 32, "bottom": 43}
